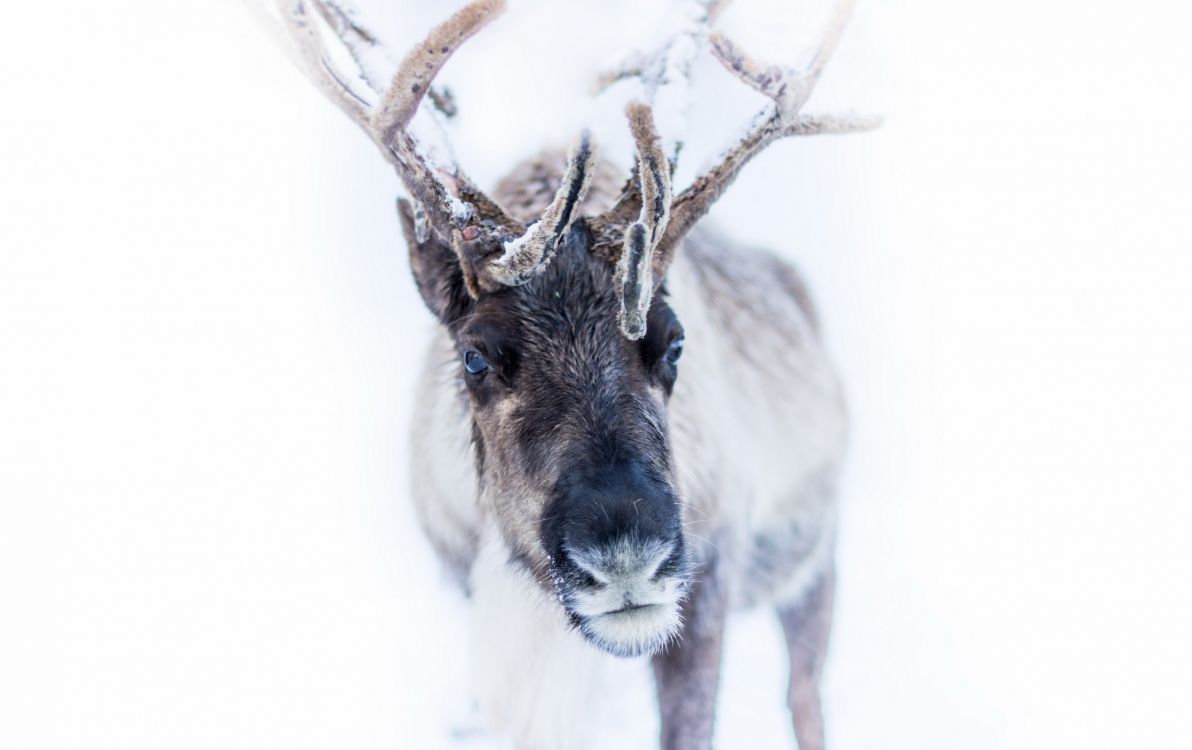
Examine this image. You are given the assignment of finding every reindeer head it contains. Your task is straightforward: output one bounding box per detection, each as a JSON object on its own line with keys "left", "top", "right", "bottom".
{"left": 393, "top": 100, "right": 692, "bottom": 656}
{"left": 407, "top": 200, "right": 691, "bottom": 657}
{"left": 271, "top": 0, "right": 873, "bottom": 656}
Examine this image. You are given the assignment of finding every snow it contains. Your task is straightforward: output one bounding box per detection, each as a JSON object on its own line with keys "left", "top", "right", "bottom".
{"left": 2, "top": 0, "right": 1191, "bottom": 749}
{"left": 613, "top": 1, "right": 712, "bottom": 159}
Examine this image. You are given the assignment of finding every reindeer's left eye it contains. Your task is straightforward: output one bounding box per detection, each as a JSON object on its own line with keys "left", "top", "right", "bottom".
{"left": 463, "top": 350, "right": 489, "bottom": 375}
{"left": 665, "top": 337, "right": 684, "bottom": 365}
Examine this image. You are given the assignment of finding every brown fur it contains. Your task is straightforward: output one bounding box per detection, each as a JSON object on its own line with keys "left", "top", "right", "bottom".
{"left": 493, "top": 149, "right": 624, "bottom": 224}
{"left": 274, "top": 0, "right": 861, "bottom": 742}
{"left": 410, "top": 154, "right": 847, "bottom": 749}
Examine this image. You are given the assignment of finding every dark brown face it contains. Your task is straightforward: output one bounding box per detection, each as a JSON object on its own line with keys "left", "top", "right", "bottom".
{"left": 410, "top": 219, "right": 690, "bottom": 657}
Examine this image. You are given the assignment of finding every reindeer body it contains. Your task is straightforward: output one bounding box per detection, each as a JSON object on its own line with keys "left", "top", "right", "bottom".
{"left": 409, "top": 155, "right": 846, "bottom": 749}
{"left": 268, "top": 2, "right": 871, "bottom": 746}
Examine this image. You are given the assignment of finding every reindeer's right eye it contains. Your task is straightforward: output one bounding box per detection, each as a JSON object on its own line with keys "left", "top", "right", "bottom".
{"left": 463, "top": 350, "right": 489, "bottom": 375}
{"left": 665, "top": 336, "right": 685, "bottom": 365}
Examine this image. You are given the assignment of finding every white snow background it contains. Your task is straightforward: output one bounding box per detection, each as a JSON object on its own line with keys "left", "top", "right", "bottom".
{"left": 1, "top": 0, "right": 1190, "bottom": 748}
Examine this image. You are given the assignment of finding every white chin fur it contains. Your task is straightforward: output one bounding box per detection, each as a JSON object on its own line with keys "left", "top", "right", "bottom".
{"left": 579, "top": 602, "right": 683, "bottom": 658}
{"left": 563, "top": 538, "right": 688, "bottom": 657}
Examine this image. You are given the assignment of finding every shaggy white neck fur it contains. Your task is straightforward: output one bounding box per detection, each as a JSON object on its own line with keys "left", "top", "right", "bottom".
{"left": 469, "top": 527, "right": 657, "bottom": 749}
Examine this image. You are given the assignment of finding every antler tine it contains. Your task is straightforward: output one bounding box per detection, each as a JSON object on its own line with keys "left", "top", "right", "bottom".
{"left": 656, "top": 0, "right": 880, "bottom": 262}
{"left": 277, "top": 0, "right": 373, "bottom": 131}
{"left": 308, "top": 0, "right": 509, "bottom": 228}
{"left": 370, "top": 0, "right": 504, "bottom": 147}
{"left": 274, "top": 0, "right": 517, "bottom": 240}
{"left": 805, "top": 0, "right": 856, "bottom": 85}
{"left": 274, "top": 0, "right": 608, "bottom": 295}
{"left": 592, "top": 0, "right": 731, "bottom": 99}
{"left": 706, "top": 0, "right": 854, "bottom": 120}
{"left": 479, "top": 131, "right": 598, "bottom": 290}
{"left": 616, "top": 102, "right": 672, "bottom": 340}
{"left": 594, "top": 0, "right": 731, "bottom": 164}
{"left": 370, "top": 0, "right": 523, "bottom": 244}
{"left": 593, "top": 0, "right": 728, "bottom": 239}
{"left": 307, "top": 0, "right": 392, "bottom": 93}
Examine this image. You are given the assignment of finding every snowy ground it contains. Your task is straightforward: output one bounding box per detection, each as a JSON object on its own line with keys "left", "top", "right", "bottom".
{"left": 2, "top": 1, "right": 1191, "bottom": 748}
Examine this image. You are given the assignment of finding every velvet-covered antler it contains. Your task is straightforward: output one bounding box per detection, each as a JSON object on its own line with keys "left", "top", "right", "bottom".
{"left": 272, "top": 0, "right": 594, "bottom": 293}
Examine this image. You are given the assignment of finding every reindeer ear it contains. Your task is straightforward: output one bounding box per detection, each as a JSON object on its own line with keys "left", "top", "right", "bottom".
{"left": 397, "top": 198, "right": 472, "bottom": 324}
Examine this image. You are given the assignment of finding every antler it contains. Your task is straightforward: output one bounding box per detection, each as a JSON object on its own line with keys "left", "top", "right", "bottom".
{"left": 486, "top": 132, "right": 598, "bottom": 288}
{"left": 273, "top": 0, "right": 594, "bottom": 294}
{"left": 270, "top": 0, "right": 874, "bottom": 339}
{"left": 593, "top": 0, "right": 730, "bottom": 162}
{"left": 596, "top": 0, "right": 878, "bottom": 338}
{"left": 615, "top": 103, "right": 672, "bottom": 339}
{"left": 658, "top": 0, "right": 880, "bottom": 263}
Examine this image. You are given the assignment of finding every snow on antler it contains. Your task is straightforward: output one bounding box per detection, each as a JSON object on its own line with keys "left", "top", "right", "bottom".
{"left": 594, "top": 0, "right": 729, "bottom": 160}
{"left": 267, "top": 0, "right": 877, "bottom": 336}
{"left": 486, "top": 132, "right": 598, "bottom": 288}
{"left": 655, "top": 0, "right": 881, "bottom": 262}
{"left": 270, "top": 0, "right": 602, "bottom": 294}
{"left": 307, "top": 0, "right": 395, "bottom": 94}
{"left": 615, "top": 103, "right": 672, "bottom": 339}
{"left": 593, "top": 0, "right": 880, "bottom": 339}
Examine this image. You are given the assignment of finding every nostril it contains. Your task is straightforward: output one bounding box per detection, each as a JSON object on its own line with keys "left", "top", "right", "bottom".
{"left": 649, "top": 545, "right": 685, "bottom": 583}
{"left": 563, "top": 545, "right": 611, "bottom": 588}
{"left": 564, "top": 536, "right": 678, "bottom": 588}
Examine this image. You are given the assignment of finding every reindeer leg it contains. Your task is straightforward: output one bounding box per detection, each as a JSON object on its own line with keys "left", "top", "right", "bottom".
{"left": 652, "top": 563, "right": 727, "bottom": 750}
{"left": 777, "top": 564, "right": 835, "bottom": 750}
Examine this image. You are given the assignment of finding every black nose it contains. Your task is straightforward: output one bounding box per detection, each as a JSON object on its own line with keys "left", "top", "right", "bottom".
{"left": 542, "top": 462, "right": 683, "bottom": 576}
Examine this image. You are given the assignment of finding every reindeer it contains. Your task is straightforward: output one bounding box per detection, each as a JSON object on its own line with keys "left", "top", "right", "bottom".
{"left": 266, "top": 0, "right": 876, "bottom": 747}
